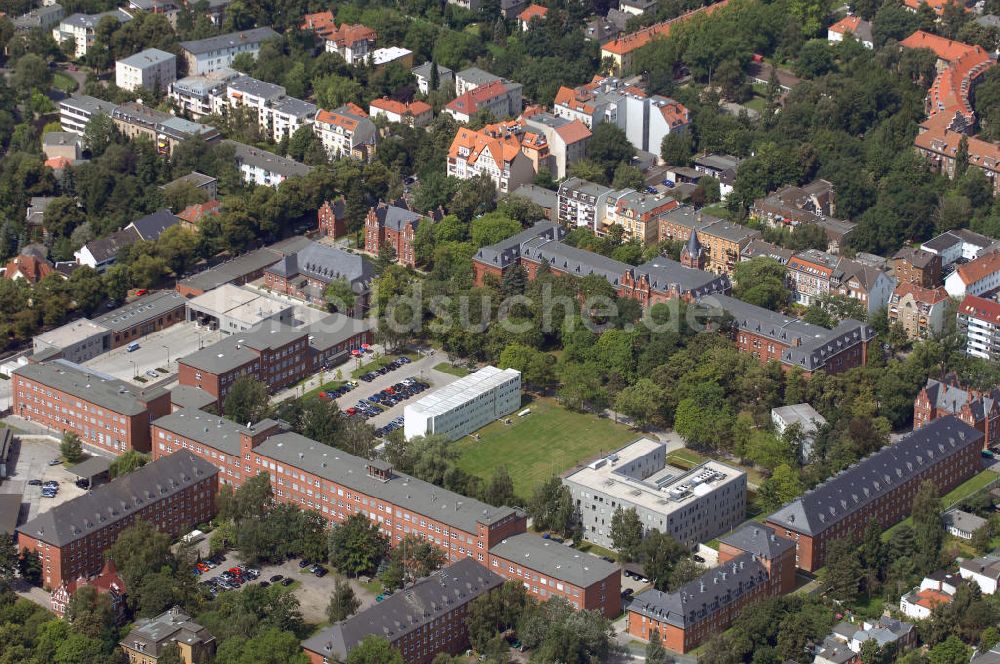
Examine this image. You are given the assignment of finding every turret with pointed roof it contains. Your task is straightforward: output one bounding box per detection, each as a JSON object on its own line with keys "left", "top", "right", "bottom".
{"left": 680, "top": 228, "right": 705, "bottom": 270}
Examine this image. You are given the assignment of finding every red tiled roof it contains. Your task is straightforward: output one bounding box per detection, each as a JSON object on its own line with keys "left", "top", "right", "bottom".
{"left": 959, "top": 293, "right": 1000, "bottom": 322}
{"left": 448, "top": 122, "right": 530, "bottom": 169}
{"left": 44, "top": 156, "right": 74, "bottom": 170}
{"left": 912, "top": 588, "right": 953, "bottom": 609}
{"left": 446, "top": 79, "right": 512, "bottom": 115}
{"left": 370, "top": 98, "right": 433, "bottom": 117}
{"left": 902, "top": 0, "right": 967, "bottom": 16}
{"left": 301, "top": 11, "right": 336, "bottom": 37}
{"left": 553, "top": 119, "right": 592, "bottom": 145}
{"left": 828, "top": 15, "right": 862, "bottom": 35}
{"left": 955, "top": 251, "right": 1000, "bottom": 286}
{"left": 893, "top": 282, "right": 949, "bottom": 304}
{"left": 177, "top": 199, "right": 221, "bottom": 224}
{"left": 915, "top": 121, "right": 1000, "bottom": 172}
{"left": 900, "top": 30, "right": 976, "bottom": 62}
{"left": 3, "top": 255, "right": 54, "bottom": 283}
{"left": 518, "top": 3, "right": 549, "bottom": 21}
{"left": 602, "top": 0, "right": 729, "bottom": 56}
{"left": 325, "top": 22, "right": 376, "bottom": 47}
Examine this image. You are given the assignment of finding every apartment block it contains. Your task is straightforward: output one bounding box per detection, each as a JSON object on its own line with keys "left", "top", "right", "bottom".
{"left": 404, "top": 366, "right": 521, "bottom": 441}
{"left": 217, "top": 75, "right": 317, "bottom": 142}
{"left": 958, "top": 294, "right": 1000, "bottom": 361}
{"left": 604, "top": 190, "right": 678, "bottom": 243}
{"left": 945, "top": 251, "right": 1000, "bottom": 298}
{"left": 112, "top": 102, "right": 220, "bottom": 157}
{"left": 785, "top": 249, "right": 896, "bottom": 315}
{"left": 53, "top": 9, "right": 132, "bottom": 57}
{"left": 301, "top": 559, "right": 503, "bottom": 664}
{"left": 320, "top": 22, "right": 377, "bottom": 65}
{"left": 16, "top": 451, "right": 218, "bottom": 589}
{"left": 12, "top": 360, "right": 170, "bottom": 454}
{"left": 369, "top": 98, "right": 433, "bottom": 128}
{"left": 365, "top": 202, "right": 425, "bottom": 267}
{"left": 658, "top": 206, "right": 760, "bottom": 275}
{"left": 412, "top": 61, "right": 454, "bottom": 94}
{"left": 115, "top": 48, "right": 176, "bottom": 92}
{"left": 600, "top": 2, "right": 729, "bottom": 73}
{"left": 179, "top": 27, "right": 279, "bottom": 75}
{"left": 765, "top": 416, "right": 982, "bottom": 571}
{"left": 892, "top": 247, "right": 942, "bottom": 288}
{"left": 563, "top": 439, "right": 746, "bottom": 549}
{"left": 888, "top": 284, "right": 950, "bottom": 340}
{"left": 168, "top": 67, "right": 240, "bottom": 119}
{"left": 521, "top": 111, "right": 592, "bottom": 179}
{"left": 59, "top": 94, "right": 117, "bottom": 135}
{"left": 444, "top": 79, "right": 523, "bottom": 123}
{"left": 225, "top": 140, "right": 312, "bottom": 187}
{"left": 557, "top": 177, "right": 614, "bottom": 231}
{"left": 920, "top": 228, "right": 995, "bottom": 267}
{"left": 913, "top": 375, "right": 1000, "bottom": 450}
{"left": 627, "top": 523, "right": 793, "bottom": 653}
{"left": 750, "top": 180, "right": 855, "bottom": 253}
{"left": 313, "top": 104, "right": 377, "bottom": 162}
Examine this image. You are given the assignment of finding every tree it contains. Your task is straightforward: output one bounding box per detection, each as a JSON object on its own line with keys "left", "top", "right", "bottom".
{"left": 587, "top": 123, "right": 636, "bottom": 183}
{"left": 641, "top": 530, "right": 687, "bottom": 591}
{"left": 65, "top": 585, "right": 117, "bottom": 644}
{"left": 60, "top": 432, "right": 84, "bottom": 464}
{"left": 18, "top": 548, "right": 42, "bottom": 586}
{"left": 327, "top": 578, "right": 361, "bottom": 623}
{"left": 661, "top": 132, "right": 693, "bottom": 166}
{"left": 927, "top": 636, "right": 970, "bottom": 664}
{"left": 109, "top": 451, "right": 148, "bottom": 478}
{"left": 483, "top": 466, "right": 517, "bottom": 508}
{"left": 758, "top": 464, "right": 804, "bottom": 512}
{"left": 614, "top": 378, "right": 665, "bottom": 428}
{"left": 346, "top": 635, "right": 404, "bottom": 664}
{"left": 732, "top": 258, "right": 790, "bottom": 310}
{"left": 470, "top": 212, "right": 521, "bottom": 248}
{"left": 157, "top": 644, "right": 183, "bottom": 664}
{"left": 911, "top": 480, "right": 943, "bottom": 575}
{"left": 325, "top": 277, "right": 358, "bottom": 313}
{"left": 223, "top": 376, "right": 271, "bottom": 425}
{"left": 823, "top": 538, "right": 862, "bottom": 602}
{"left": 610, "top": 507, "right": 643, "bottom": 561}
{"left": 646, "top": 629, "right": 669, "bottom": 664}
{"left": 11, "top": 54, "right": 51, "bottom": 99}
{"left": 0, "top": 535, "right": 18, "bottom": 585}
{"left": 383, "top": 534, "right": 446, "bottom": 589}
{"left": 219, "top": 472, "right": 274, "bottom": 525}
{"left": 328, "top": 512, "right": 390, "bottom": 576}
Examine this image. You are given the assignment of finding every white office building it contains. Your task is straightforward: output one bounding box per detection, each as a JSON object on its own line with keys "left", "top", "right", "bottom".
{"left": 562, "top": 438, "right": 747, "bottom": 549}
{"left": 403, "top": 366, "right": 521, "bottom": 441}
{"left": 115, "top": 48, "right": 177, "bottom": 92}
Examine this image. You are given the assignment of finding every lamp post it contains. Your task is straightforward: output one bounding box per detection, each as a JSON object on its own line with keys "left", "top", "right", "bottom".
{"left": 162, "top": 345, "right": 170, "bottom": 366}
{"left": 129, "top": 360, "right": 137, "bottom": 378}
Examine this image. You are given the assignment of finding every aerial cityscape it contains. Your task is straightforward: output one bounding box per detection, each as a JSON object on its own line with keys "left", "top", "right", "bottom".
{"left": 0, "top": 0, "right": 1000, "bottom": 662}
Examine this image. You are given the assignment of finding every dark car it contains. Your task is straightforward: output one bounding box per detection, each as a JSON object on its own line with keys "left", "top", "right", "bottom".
{"left": 28, "top": 479, "right": 43, "bottom": 486}
{"left": 258, "top": 581, "right": 270, "bottom": 588}
{"left": 693, "top": 554, "right": 706, "bottom": 563}
{"left": 313, "top": 567, "right": 328, "bottom": 577}
{"left": 298, "top": 559, "right": 311, "bottom": 568}
{"left": 281, "top": 577, "right": 294, "bottom": 586}
{"left": 270, "top": 574, "right": 284, "bottom": 583}
{"left": 621, "top": 588, "right": 634, "bottom": 598}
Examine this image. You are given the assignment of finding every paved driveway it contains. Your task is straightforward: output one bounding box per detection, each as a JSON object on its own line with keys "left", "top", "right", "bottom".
{"left": 0, "top": 435, "right": 89, "bottom": 523}
{"left": 82, "top": 323, "right": 222, "bottom": 384}
{"left": 345, "top": 356, "right": 464, "bottom": 429}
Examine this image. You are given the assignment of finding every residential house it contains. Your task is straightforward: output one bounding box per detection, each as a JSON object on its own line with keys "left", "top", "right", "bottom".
{"left": 751, "top": 180, "right": 854, "bottom": 252}
{"left": 604, "top": 190, "right": 678, "bottom": 243}
{"left": 13, "top": 3, "right": 64, "bottom": 32}
{"left": 691, "top": 153, "right": 741, "bottom": 200}
{"left": 42, "top": 131, "right": 82, "bottom": 162}
{"left": 320, "top": 22, "right": 377, "bottom": 65}
{"left": 163, "top": 171, "right": 218, "bottom": 200}
{"left": 765, "top": 417, "right": 983, "bottom": 571}
{"left": 168, "top": 67, "right": 240, "bottom": 119}
{"left": 657, "top": 206, "right": 761, "bottom": 275}
{"left": 313, "top": 104, "right": 377, "bottom": 161}
{"left": 557, "top": 177, "right": 615, "bottom": 230}
{"left": 368, "top": 98, "right": 433, "bottom": 127}
{"left": 444, "top": 79, "right": 523, "bottom": 122}
{"left": 522, "top": 111, "right": 592, "bottom": 179}
{"left": 3, "top": 255, "right": 55, "bottom": 284}
{"left": 827, "top": 15, "right": 873, "bottom": 48}
{"left": 922, "top": 228, "right": 996, "bottom": 267}
{"left": 945, "top": 251, "right": 1000, "bottom": 297}
{"left": 814, "top": 618, "right": 915, "bottom": 664}
{"left": 888, "top": 284, "right": 950, "bottom": 340}
{"left": 740, "top": 239, "right": 795, "bottom": 266}
{"left": 943, "top": 508, "right": 988, "bottom": 539}
{"left": 59, "top": 94, "right": 117, "bottom": 135}
{"left": 370, "top": 47, "right": 413, "bottom": 71}
{"left": 509, "top": 184, "right": 558, "bottom": 220}
{"left": 915, "top": 119, "right": 1000, "bottom": 195}
{"left": 892, "top": 247, "right": 942, "bottom": 288}
{"left": 115, "top": 48, "right": 176, "bottom": 92}
{"left": 412, "top": 61, "right": 454, "bottom": 94}
{"left": 176, "top": 200, "right": 221, "bottom": 230}
{"left": 447, "top": 123, "right": 537, "bottom": 193}
{"left": 958, "top": 551, "right": 1000, "bottom": 594}
{"left": 958, "top": 293, "right": 1000, "bottom": 361}
{"left": 53, "top": 9, "right": 132, "bottom": 57}
{"left": 619, "top": 0, "right": 656, "bottom": 14}
{"left": 74, "top": 210, "right": 179, "bottom": 271}
{"left": 225, "top": 140, "right": 312, "bottom": 187}
{"left": 364, "top": 201, "right": 426, "bottom": 267}
{"left": 771, "top": 403, "right": 827, "bottom": 461}
{"left": 121, "top": 606, "right": 216, "bottom": 664}
{"left": 900, "top": 572, "right": 960, "bottom": 619}
{"left": 299, "top": 11, "right": 337, "bottom": 39}
{"left": 454, "top": 67, "right": 502, "bottom": 95}
{"left": 178, "top": 27, "right": 279, "bottom": 74}
{"left": 518, "top": 3, "right": 548, "bottom": 29}
{"left": 111, "top": 102, "right": 220, "bottom": 157}
{"left": 50, "top": 559, "right": 125, "bottom": 618}
{"left": 913, "top": 375, "right": 1000, "bottom": 449}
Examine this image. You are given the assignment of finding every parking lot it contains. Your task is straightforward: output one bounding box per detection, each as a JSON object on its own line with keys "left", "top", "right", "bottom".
{"left": 0, "top": 436, "right": 89, "bottom": 523}
{"left": 82, "top": 322, "right": 222, "bottom": 385}
{"left": 191, "top": 549, "right": 377, "bottom": 623}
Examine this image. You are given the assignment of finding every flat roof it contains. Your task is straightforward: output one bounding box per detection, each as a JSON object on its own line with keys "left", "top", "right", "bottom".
{"left": 13, "top": 360, "right": 166, "bottom": 416}
{"left": 0, "top": 494, "right": 21, "bottom": 536}
{"left": 179, "top": 27, "right": 279, "bottom": 55}
{"left": 489, "top": 533, "right": 619, "bottom": 587}
{"left": 564, "top": 439, "right": 745, "bottom": 516}
{"left": 153, "top": 407, "right": 278, "bottom": 456}
{"left": 92, "top": 291, "right": 185, "bottom": 333}
{"left": 169, "top": 385, "right": 218, "bottom": 411}
{"left": 67, "top": 455, "right": 112, "bottom": 479}
{"left": 34, "top": 318, "right": 109, "bottom": 349}
{"left": 117, "top": 48, "right": 175, "bottom": 69}
{"left": 772, "top": 403, "right": 827, "bottom": 431}
{"left": 187, "top": 284, "right": 289, "bottom": 324}
{"left": 406, "top": 366, "right": 519, "bottom": 418}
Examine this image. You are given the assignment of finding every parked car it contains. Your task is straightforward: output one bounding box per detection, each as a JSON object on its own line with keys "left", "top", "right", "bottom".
{"left": 314, "top": 567, "right": 328, "bottom": 577}
{"left": 28, "top": 479, "right": 43, "bottom": 486}
{"left": 281, "top": 577, "right": 294, "bottom": 586}
{"left": 48, "top": 458, "right": 62, "bottom": 466}
{"left": 693, "top": 554, "right": 706, "bottom": 563}
{"left": 270, "top": 574, "right": 283, "bottom": 583}
{"left": 298, "top": 559, "right": 311, "bottom": 568}
{"left": 146, "top": 370, "right": 158, "bottom": 378}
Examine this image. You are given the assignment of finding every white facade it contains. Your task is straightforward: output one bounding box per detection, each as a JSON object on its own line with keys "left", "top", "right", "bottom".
{"left": 116, "top": 48, "right": 177, "bottom": 92}
{"left": 959, "top": 297, "right": 1000, "bottom": 360}
{"left": 218, "top": 77, "right": 317, "bottom": 142}
{"left": 946, "top": 259, "right": 1000, "bottom": 297}
{"left": 771, "top": 403, "right": 826, "bottom": 461}
{"left": 959, "top": 556, "right": 1000, "bottom": 594}
{"left": 403, "top": 366, "right": 521, "bottom": 441}
{"left": 180, "top": 27, "right": 278, "bottom": 75}
{"left": 54, "top": 9, "right": 132, "bottom": 58}
{"left": 447, "top": 141, "right": 535, "bottom": 194}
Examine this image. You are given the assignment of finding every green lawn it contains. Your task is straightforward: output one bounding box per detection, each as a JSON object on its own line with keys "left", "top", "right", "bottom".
{"left": 744, "top": 96, "right": 767, "bottom": 113}
{"left": 301, "top": 380, "right": 346, "bottom": 402}
{"left": 53, "top": 71, "right": 78, "bottom": 93}
{"left": 433, "top": 362, "right": 470, "bottom": 377}
{"left": 350, "top": 352, "right": 418, "bottom": 378}
{"left": 453, "top": 397, "right": 637, "bottom": 500}
{"left": 700, "top": 204, "right": 731, "bottom": 219}
{"left": 883, "top": 469, "right": 1000, "bottom": 541}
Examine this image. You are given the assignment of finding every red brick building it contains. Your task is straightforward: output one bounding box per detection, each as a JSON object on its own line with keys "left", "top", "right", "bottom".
{"left": 765, "top": 416, "right": 983, "bottom": 572}
{"left": 626, "top": 523, "right": 794, "bottom": 653}
{"left": 263, "top": 241, "right": 375, "bottom": 312}
{"left": 317, "top": 197, "right": 348, "bottom": 238}
{"left": 17, "top": 451, "right": 218, "bottom": 589}
{"left": 913, "top": 376, "right": 1000, "bottom": 450}
{"left": 364, "top": 202, "right": 425, "bottom": 267}
{"left": 301, "top": 558, "right": 503, "bottom": 664}
{"left": 893, "top": 247, "right": 943, "bottom": 288}
{"left": 50, "top": 559, "right": 126, "bottom": 618}
{"left": 12, "top": 361, "right": 171, "bottom": 454}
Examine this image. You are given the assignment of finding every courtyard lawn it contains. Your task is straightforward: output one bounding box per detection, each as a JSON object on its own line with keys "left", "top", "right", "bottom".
{"left": 53, "top": 71, "right": 78, "bottom": 93}
{"left": 433, "top": 362, "right": 470, "bottom": 377}
{"left": 453, "top": 397, "right": 637, "bottom": 501}
{"left": 882, "top": 469, "right": 1000, "bottom": 541}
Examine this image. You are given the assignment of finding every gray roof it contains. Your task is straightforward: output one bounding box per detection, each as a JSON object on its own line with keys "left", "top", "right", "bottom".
{"left": 153, "top": 408, "right": 279, "bottom": 456}
{"left": 958, "top": 552, "right": 1000, "bottom": 579}
{"left": 306, "top": 314, "right": 372, "bottom": 353}
{"left": 272, "top": 96, "right": 317, "bottom": 118}
{"left": 767, "top": 416, "right": 983, "bottom": 536}
{"left": 124, "top": 607, "right": 215, "bottom": 659}
{"left": 0, "top": 494, "right": 20, "bottom": 537}
{"left": 266, "top": 241, "right": 375, "bottom": 290}
{"left": 510, "top": 184, "right": 557, "bottom": 210}
{"left": 944, "top": 508, "right": 988, "bottom": 533}
{"left": 693, "top": 153, "right": 741, "bottom": 173}
{"left": 13, "top": 360, "right": 166, "bottom": 417}
{"left": 178, "top": 323, "right": 306, "bottom": 374}
{"left": 42, "top": 131, "right": 80, "bottom": 147}
{"left": 717, "top": 523, "right": 794, "bottom": 560}
{"left": 164, "top": 171, "right": 216, "bottom": 190}
{"left": 372, "top": 204, "right": 423, "bottom": 233}
{"left": 67, "top": 455, "right": 112, "bottom": 479}
{"left": 893, "top": 246, "right": 939, "bottom": 269}
{"left": 112, "top": 102, "right": 218, "bottom": 141}
{"left": 227, "top": 75, "right": 286, "bottom": 100}
{"left": 474, "top": 221, "right": 563, "bottom": 269}
{"left": 741, "top": 240, "right": 794, "bottom": 265}
{"left": 629, "top": 552, "right": 768, "bottom": 628}
{"left": 972, "top": 648, "right": 1000, "bottom": 664}
{"left": 177, "top": 236, "right": 311, "bottom": 293}
{"left": 225, "top": 140, "right": 312, "bottom": 179}
{"left": 301, "top": 558, "right": 502, "bottom": 661}
{"left": 13, "top": 3, "right": 64, "bottom": 30}
{"left": 254, "top": 432, "right": 519, "bottom": 534}
{"left": 169, "top": 68, "right": 239, "bottom": 98}
{"left": 976, "top": 14, "right": 1000, "bottom": 28}
{"left": 558, "top": 177, "right": 613, "bottom": 199}
{"left": 61, "top": 8, "right": 132, "bottom": 29}
{"left": 412, "top": 61, "right": 453, "bottom": 79}
{"left": 0, "top": 428, "right": 12, "bottom": 463}
{"left": 701, "top": 294, "right": 874, "bottom": 371}
{"left": 60, "top": 95, "right": 118, "bottom": 118}
{"left": 128, "top": 209, "right": 180, "bottom": 241}
{"left": 92, "top": 291, "right": 185, "bottom": 333}
{"left": 815, "top": 637, "right": 857, "bottom": 664}
{"left": 18, "top": 451, "right": 218, "bottom": 547}
{"left": 457, "top": 67, "right": 502, "bottom": 87}
{"left": 81, "top": 226, "right": 141, "bottom": 264}
{"left": 923, "top": 228, "right": 994, "bottom": 253}
{"left": 179, "top": 27, "right": 279, "bottom": 56}
{"left": 169, "top": 385, "right": 218, "bottom": 411}
{"left": 637, "top": 256, "right": 731, "bottom": 297}
{"left": 489, "top": 533, "right": 619, "bottom": 587}
{"left": 117, "top": 48, "right": 175, "bottom": 69}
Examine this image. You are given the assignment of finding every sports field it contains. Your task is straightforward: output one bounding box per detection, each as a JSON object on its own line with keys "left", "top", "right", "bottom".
{"left": 453, "top": 397, "right": 637, "bottom": 501}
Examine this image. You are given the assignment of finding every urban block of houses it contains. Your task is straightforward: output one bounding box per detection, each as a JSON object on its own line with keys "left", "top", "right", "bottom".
{"left": 740, "top": 239, "right": 795, "bottom": 266}
{"left": 626, "top": 523, "right": 795, "bottom": 653}
{"left": 827, "top": 15, "right": 873, "bottom": 48}
{"left": 447, "top": 122, "right": 538, "bottom": 193}
{"left": 313, "top": 104, "right": 377, "bottom": 162}
{"left": 552, "top": 75, "right": 689, "bottom": 157}
{"left": 521, "top": 110, "right": 592, "bottom": 179}
{"left": 115, "top": 48, "right": 177, "bottom": 92}
{"left": 750, "top": 180, "right": 855, "bottom": 253}
{"left": 225, "top": 140, "right": 312, "bottom": 187}
{"left": 765, "top": 416, "right": 983, "bottom": 571}
{"left": 216, "top": 75, "right": 317, "bottom": 142}
{"left": 121, "top": 606, "right": 216, "bottom": 664}
{"left": 704, "top": 294, "right": 874, "bottom": 376}
{"left": 16, "top": 451, "right": 217, "bottom": 588}
{"left": 945, "top": 250, "right": 1000, "bottom": 297}
{"left": 943, "top": 508, "right": 988, "bottom": 539}
{"left": 921, "top": 227, "right": 997, "bottom": 267}
{"left": 786, "top": 248, "right": 896, "bottom": 315}
{"left": 563, "top": 438, "right": 746, "bottom": 549}
{"left": 301, "top": 558, "right": 503, "bottom": 664}
{"left": 657, "top": 206, "right": 761, "bottom": 274}
{"left": 412, "top": 61, "right": 454, "bottom": 94}
{"left": 444, "top": 78, "right": 524, "bottom": 123}
{"left": 112, "top": 102, "right": 220, "bottom": 157}
{"left": 771, "top": 403, "right": 827, "bottom": 461}
{"left": 369, "top": 98, "right": 433, "bottom": 127}
{"left": 958, "top": 550, "right": 1000, "bottom": 594}
{"left": 58, "top": 94, "right": 118, "bottom": 135}
{"left": 892, "top": 246, "right": 943, "bottom": 288}
{"left": 814, "top": 617, "right": 915, "bottom": 664}
{"left": 53, "top": 8, "right": 133, "bottom": 57}
{"left": 168, "top": 67, "right": 241, "bottom": 119}
{"left": 403, "top": 366, "right": 522, "bottom": 441}
{"left": 913, "top": 375, "right": 999, "bottom": 450}
{"left": 364, "top": 201, "right": 427, "bottom": 267}
{"left": 888, "top": 283, "right": 950, "bottom": 340}
{"left": 958, "top": 293, "right": 1000, "bottom": 362}
{"left": 179, "top": 27, "right": 279, "bottom": 74}
{"left": 900, "top": 571, "right": 960, "bottom": 619}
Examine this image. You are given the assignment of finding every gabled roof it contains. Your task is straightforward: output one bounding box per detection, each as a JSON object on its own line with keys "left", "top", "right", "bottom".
{"left": 959, "top": 293, "right": 1000, "bottom": 323}
{"left": 4, "top": 255, "right": 54, "bottom": 283}
{"left": 266, "top": 241, "right": 375, "bottom": 290}
{"left": 954, "top": 251, "right": 1000, "bottom": 285}
{"left": 474, "top": 221, "right": 563, "bottom": 268}
{"left": 80, "top": 226, "right": 142, "bottom": 264}
{"left": 601, "top": 0, "right": 729, "bottom": 55}
{"left": 718, "top": 523, "right": 794, "bottom": 560}
{"left": 372, "top": 203, "right": 423, "bottom": 232}
{"left": 518, "top": 3, "right": 549, "bottom": 21}
{"left": 767, "top": 416, "right": 982, "bottom": 536}
{"left": 446, "top": 79, "right": 517, "bottom": 116}
{"left": 892, "top": 282, "right": 949, "bottom": 305}
{"left": 128, "top": 208, "right": 180, "bottom": 241}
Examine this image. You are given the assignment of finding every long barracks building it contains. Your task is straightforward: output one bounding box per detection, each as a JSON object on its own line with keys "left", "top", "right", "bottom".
{"left": 766, "top": 415, "right": 983, "bottom": 571}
